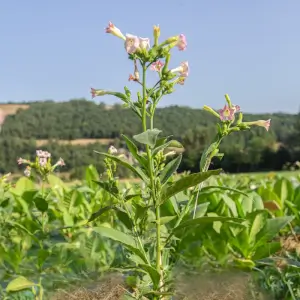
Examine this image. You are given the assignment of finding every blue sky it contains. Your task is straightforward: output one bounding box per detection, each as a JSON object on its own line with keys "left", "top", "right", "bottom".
{"left": 0, "top": 0, "right": 299, "bottom": 113}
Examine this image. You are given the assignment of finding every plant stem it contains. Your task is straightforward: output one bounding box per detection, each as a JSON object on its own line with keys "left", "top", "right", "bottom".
{"left": 142, "top": 63, "right": 163, "bottom": 294}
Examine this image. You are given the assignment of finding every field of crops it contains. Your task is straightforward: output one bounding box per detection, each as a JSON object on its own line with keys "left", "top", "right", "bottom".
{"left": 0, "top": 167, "right": 299, "bottom": 299}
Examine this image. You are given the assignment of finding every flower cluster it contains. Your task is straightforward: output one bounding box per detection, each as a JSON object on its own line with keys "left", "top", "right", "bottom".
{"left": 204, "top": 95, "right": 271, "bottom": 132}
{"left": 91, "top": 22, "right": 189, "bottom": 103}
{"left": 18, "top": 150, "right": 65, "bottom": 178}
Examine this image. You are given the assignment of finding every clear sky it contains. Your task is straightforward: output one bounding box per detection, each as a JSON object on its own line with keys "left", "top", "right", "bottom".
{"left": 0, "top": 0, "right": 299, "bottom": 113}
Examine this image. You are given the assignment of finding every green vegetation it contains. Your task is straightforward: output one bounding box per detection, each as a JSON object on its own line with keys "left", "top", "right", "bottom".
{"left": 0, "top": 100, "right": 299, "bottom": 177}
{"left": 0, "top": 169, "right": 300, "bottom": 299}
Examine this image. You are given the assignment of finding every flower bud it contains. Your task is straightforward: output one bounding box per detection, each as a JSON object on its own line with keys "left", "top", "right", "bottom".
{"left": 153, "top": 25, "right": 160, "bottom": 45}
{"left": 203, "top": 105, "right": 220, "bottom": 119}
{"left": 224, "top": 94, "right": 232, "bottom": 107}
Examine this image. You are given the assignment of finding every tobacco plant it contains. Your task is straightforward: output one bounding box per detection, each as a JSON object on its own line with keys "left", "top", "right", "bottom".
{"left": 89, "top": 21, "right": 274, "bottom": 299}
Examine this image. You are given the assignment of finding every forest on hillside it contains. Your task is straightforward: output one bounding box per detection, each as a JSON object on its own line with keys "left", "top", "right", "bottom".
{"left": 0, "top": 99, "right": 299, "bottom": 178}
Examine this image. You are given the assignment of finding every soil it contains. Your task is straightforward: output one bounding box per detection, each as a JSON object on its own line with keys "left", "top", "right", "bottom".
{"left": 50, "top": 271, "right": 272, "bottom": 300}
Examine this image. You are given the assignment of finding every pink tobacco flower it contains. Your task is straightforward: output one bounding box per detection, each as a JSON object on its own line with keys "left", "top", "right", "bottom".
{"left": 39, "top": 157, "right": 48, "bottom": 167}
{"left": 24, "top": 166, "right": 31, "bottom": 177}
{"left": 125, "top": 34, "right": 140, "bottom": 54}
{"left": 57, "top": 158, "right": 65, "bottom": 166}
{"left": 36, "top": 150, "right": 51, "bottom": 158}
{"left": 90, "top": 88, "right": 107, "bottom": 98}
{"left": 177, "top": 34, "right": 187, "bottom": 51}
{"left": 139, "top": 37, "right": 150, "bottom": 50}
{"left": 170, "top": 61, "right": 189, "bottom": 77}
{"left": 150, "top": 60, "right": 164, "bottom": 72}
{"left": 232, "top": 105, "right": 240, "bottom": 113}
{"left": 244, "top": 119, "right": 271, "bottom": 131}
{"left": 105, "top": 21, "right": 125, "bottom": 40}
{"left": 218, "top": 105, "right": 235, "bottom": 121}
{"left": 17, "top": 157, "right": 29, "bottom": 165}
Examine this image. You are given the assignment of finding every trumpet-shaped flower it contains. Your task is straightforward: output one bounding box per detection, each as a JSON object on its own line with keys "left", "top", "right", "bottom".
{"left": 150, "top": 61, "right": 164, "bottom": 72}
{"left": 170, "top": 61, "right": 189, "bottom": 77}
{"left": 125, "top": 34, "right": 140, "bottom": 54}
{"left": 177, "top": 34, "right": 187, "bottom": 51}
{"left": 218, "top": 105, "right": 235, "bottom": 121}
{"left": 139, "top": 37, "right": 150, "bottom": 50}
{"left": 24, "top": 166, "right": 31, "bottom": 177}
{"left": 243, "top": 119, "right": 271, "bottom": 131}
{"left": 105, "top": 22, "right": 126, "bottom": 40}
{"left": 90, "top": 88, "right": 108, "bottom": 98}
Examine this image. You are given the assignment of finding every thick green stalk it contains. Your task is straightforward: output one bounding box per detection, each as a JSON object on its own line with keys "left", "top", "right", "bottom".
{"left": 142, "top": 64, "right": 163, "bottom": 293}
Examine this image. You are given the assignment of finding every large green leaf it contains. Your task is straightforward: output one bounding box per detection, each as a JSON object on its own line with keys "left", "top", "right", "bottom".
{"left": 273, "top": 177, "right": 294, "bottom": 205}
{"left": 93, "top": 226, "right": 148, "bottom": 263}
{"left": 252, "top": 242, "right": 281, "bottom": 260}
{"left": 6, "top": 276, "right": 37, "bottom": 292}
{"left": 159, "top": 155, "right": 182, "bottom": 185}
{"left": 94, "top": 151, "right": 149, "bottom": 182}
{"left": 248, "top": 211, "right": 267, "bottom": 246}
{"left": 161, "top": 169, "right": 222, "bottom": 202}
{"left": 133, "top": 129, "right": 162, "bottom": 148}
{"left": 255, "top": 216, "right": 294, "bottom": 247}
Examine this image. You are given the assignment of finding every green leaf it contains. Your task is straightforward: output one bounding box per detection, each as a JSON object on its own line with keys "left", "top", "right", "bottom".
{"left": 273, "top": 177, "right": 294, "bottom": 206}
{"left": 6, "top": 276, "right": 37, "bottom": 292}
{"left": 93, "top": 226, "right": 148, "bottom": 263}
{"left": 248, "top": 211, "right": 267, "bottom": 246}
{"left": 152, "top": 140, "right": 183, "bottom": 156}
{"left": 174, "top": 216, "right": 244, "bottom": 232}
{"left": 122, "top": 134, "right": 148, "bottom": 167}
{"left": 194, "top": 202, "right": 210, "bottom": 218}
{"left": 33, "top": 197, "right": 48, "bottom": 212}
{"left": 88, "top": 205, "right": 115, "bottom": 222}
{"left": 161, "top": 169, "right": 222, "bottom": 202}
{"left": 138, "top": 264, "right": 160, "bottom": 288}
{"left": 252, "top": 242, "right": 281, "bottom": 260}
{"left": 222, "top": 195, "right": 238, "bottom": 217}
{"left": 94, "top": 151, "right": 148, "bottom": 182}
{"left": 159, "top": 216, "right": 177, "bottom": 225}
{"left": 159, "top": 155, "right": 182, "bottom": 185}
{"left": 201, "top": 185, "right": 248, "bottom": 197}
{"left": 133, "top": 129, "right": 162, "bottom": 148}
{"left": 256, "top": 216, "right": 294, "bottom": 247}
{"left": 199, "top": 142, "right": 218, "bottom": 171}
{"left": 93, "top": 180, "right": 119, "bottom": 198}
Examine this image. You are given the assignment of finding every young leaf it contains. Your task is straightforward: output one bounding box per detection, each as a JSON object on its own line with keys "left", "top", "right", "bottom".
{"left": 160, "top": 155, "right": 182, "bottom": 185}
{"left": 88, "top": 205, "right": 115, "bottom": 222}
{"left": 122, "top": 134, "right": 148, "bottom": 167}
{"left": 93, "top": 181, "right": 119, "bottom": 198}
{"left": 161, "top": 169, "right": 222, "bottom": 202}
{"left": 138, "top": 264, "right": 160, "bottom": 288}
{"left": 133, "top": 129, "right": 162, "bottom": 148}
{"left": 152, "top": 140, "right": 183, "bottom": 156}
{"left": 94, "top": 151, "right": 149, "bottom": 183}
{"left": 93, "top": 226, "right": 148, "bottom": 263}
{"left": 6, "top": 276, "right": 37, "bottom": 292}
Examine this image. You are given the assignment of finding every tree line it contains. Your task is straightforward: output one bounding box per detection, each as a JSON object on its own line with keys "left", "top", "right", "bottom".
{"left": 0, "top": 99, "right": 299, "bottom": 178}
